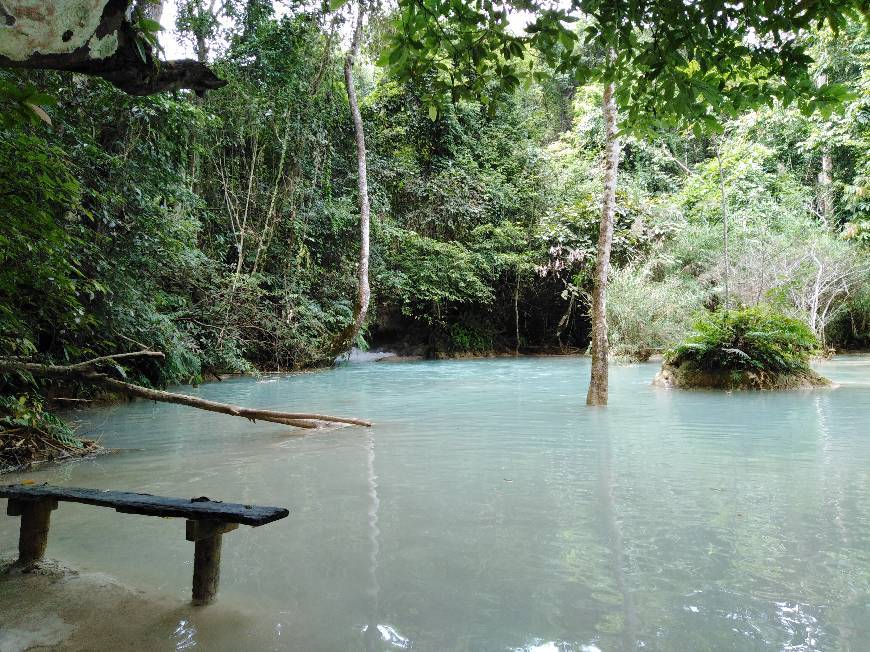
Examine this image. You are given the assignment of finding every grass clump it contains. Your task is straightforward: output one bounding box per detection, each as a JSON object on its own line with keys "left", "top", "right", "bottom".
{"left": 606, "top": 264, "right": 703, "bottom": 362}
{"left": 665, "top": 307, "right": 820, "bottom": 376}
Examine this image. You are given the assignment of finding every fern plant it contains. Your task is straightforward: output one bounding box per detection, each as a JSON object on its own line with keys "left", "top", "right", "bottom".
{"left": 665, "top": 307, "right": 819, "bottom": 375}
{"left": 0, "top": 394, "right": 84, "bottom": 448}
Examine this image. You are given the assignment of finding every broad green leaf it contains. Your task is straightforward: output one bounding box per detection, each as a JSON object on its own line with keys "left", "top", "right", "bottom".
{"left": 25, "top": 102, "right": 52, "bottom": 126}
{"left": 137, "top": 17, "right": 163, "bottom": 32}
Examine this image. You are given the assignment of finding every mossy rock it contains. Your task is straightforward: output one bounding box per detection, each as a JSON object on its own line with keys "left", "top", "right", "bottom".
{"left": 653, "top": 362, "right": 832, "bottom": 390}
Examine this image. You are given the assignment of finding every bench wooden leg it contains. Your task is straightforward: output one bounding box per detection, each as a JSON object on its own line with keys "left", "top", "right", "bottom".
{"left": 7, "top": 498, "right": 59, "bottom": 567}
{"left": 186, "top": 519, "right": 238, "bottom": 605}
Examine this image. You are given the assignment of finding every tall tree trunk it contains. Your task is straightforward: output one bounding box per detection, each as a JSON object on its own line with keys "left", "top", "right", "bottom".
{"left": 196, "top": 34, "right": 208, "bottom": 63}
{"left": 189, "top": 33, "right": 205, "bottom": 191}
{"left": 816, "top": 72, "right": 833, "bottom": 226}
{"left": 514, "top": 269, "right": 521, "bottom": 355}
{"left": 717, "top": 141, "right": 730, "bottom": 312}
{"left": 586, "top": 83, "right": 621, "bottom": 406}
{"left": 818, "top": 151, "right": 833, "bottom": 225}
{"left": 189, "top": 0, "right": 217, "bottom": 192}
{"left": 191, "top": 0, "right": 217, "bottom": 64}
{"left": 330, "top": 1, "right": 371, "bottom": 358}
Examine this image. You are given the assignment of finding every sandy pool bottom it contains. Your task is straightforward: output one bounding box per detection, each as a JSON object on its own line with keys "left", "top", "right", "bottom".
{"left": 0, "top": 560, "right": 283, "bottom": 651}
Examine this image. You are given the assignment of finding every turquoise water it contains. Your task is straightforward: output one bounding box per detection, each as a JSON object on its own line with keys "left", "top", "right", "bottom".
{"left": 2, "top": 356, "right": 870, "bottom": 650}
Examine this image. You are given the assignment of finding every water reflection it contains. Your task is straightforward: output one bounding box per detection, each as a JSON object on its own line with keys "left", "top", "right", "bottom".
{"left": 172, "top": 619, "right": 197, "bottom": 650}
{"left": 367, "top": 429, "right": 381, "bottom": 611}
{"left": 513, "top": 640, "right": 602, "bottom": 652}
{"left": 361, "top": 623, "right": 413, "bottom": 649}
{"left": 362, "top": 427, "right": 414, "bottom": 651}
{"left": 594, "top": 413, "right": 639, "bottom": 650}
{"left": 774, "top": 601, "right": 821, "bottom": 650}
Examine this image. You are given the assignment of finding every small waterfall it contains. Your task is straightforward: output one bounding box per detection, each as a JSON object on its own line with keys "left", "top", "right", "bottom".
{"left": 337, "top": 348, "right": 397, "bottom": 364}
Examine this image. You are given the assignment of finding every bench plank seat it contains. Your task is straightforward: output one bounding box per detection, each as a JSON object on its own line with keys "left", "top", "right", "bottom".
{"left": 0, "top": 484, "right": 288, "bottom": 526}
{"left": 2, "top": 483, "right": 289, "bottom": 604}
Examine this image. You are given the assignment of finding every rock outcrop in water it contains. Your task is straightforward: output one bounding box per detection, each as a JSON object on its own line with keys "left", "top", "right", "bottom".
{"left": 656, "top": 308, "right": 833, "bottom": 391}
{"left": 652, "top": 362, "right": 832, "bottom": 390}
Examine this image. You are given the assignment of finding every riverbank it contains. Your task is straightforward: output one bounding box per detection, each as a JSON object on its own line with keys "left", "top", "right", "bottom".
{"left": 0, "top": 439, "right": 105, "bottom": 476}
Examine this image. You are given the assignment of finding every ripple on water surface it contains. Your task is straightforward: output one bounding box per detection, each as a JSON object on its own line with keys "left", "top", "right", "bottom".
{"left": 1, "top": 355, "right": 870, "bottom": 650}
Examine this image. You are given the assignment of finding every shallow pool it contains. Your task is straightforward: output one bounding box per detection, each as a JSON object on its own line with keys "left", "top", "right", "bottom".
{"left": 2, "top": 356, "right": 869, "bottom": 650}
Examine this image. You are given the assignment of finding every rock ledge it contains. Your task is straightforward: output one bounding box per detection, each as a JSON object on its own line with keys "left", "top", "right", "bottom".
{"left": 652, "top": 363, "right": 832, "bottom": 390}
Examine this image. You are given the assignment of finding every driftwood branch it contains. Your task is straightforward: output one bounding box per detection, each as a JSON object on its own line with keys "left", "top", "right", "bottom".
{"left": 0, "top": 353, "right": 372, "bottom": 430}
{"left": 0, "top": 0, "right": 226, "bottom": 96}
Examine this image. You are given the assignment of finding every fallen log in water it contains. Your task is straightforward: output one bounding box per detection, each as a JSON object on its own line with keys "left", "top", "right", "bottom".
{"left": 0, "top": 352, "right": 372, "bottom": 429}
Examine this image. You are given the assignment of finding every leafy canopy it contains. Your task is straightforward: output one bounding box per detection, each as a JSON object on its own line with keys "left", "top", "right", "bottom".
{"left": 380, "top": 0, "right": 867, "bottom": 131}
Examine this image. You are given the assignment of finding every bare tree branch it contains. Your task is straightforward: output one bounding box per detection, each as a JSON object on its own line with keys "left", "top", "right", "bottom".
{"left": 0, "top": 353, "right": 372, "bottom": 429}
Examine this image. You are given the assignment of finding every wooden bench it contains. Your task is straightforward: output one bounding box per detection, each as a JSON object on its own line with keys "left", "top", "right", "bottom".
{"left": 1, "top": 483, "right": 289, "bottom": 605}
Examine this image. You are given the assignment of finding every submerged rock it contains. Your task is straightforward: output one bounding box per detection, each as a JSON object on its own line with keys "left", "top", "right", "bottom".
{"left": 652, "top": 362, "right": 832, "bottom": 390}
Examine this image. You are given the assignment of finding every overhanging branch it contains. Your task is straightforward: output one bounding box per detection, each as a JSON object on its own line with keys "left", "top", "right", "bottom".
{"left": 0, "top": 352, "right": 372, "bottom": 430}
{"left": 0, "top": 0, "right": 226, "bottom": 96}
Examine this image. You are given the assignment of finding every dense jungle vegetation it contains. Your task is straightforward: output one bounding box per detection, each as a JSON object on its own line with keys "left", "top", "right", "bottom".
{"left": 1, "top": 2, "right": 869, "bottom": 462}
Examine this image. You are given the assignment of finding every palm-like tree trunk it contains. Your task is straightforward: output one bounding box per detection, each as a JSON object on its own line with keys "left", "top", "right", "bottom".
{"left": 586, "top": 82, "right": 621, "bottom": 406}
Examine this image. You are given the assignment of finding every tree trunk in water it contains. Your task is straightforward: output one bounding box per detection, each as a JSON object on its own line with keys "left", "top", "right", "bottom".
{"left": 717, "top": 142, "right": 730, "bottom": 312}
{"left": 586, "top": 83, "right": 621, "bottom": 406}
{"left": 329, "top": 1, "right": 371, "bottom": 358}
{"left": 190, "top": 15, "right": 209, "bottom": 193}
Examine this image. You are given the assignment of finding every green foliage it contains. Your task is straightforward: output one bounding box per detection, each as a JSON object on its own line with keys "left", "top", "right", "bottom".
{"left": 1, "top": 5, "right": 868, "bottom": 407}
{"left": 383, "top": 0, "right": 864, "bottom": 133}
{"left": 0, "top": 395, "right": 83, "bottom": 449}
{"left": 446, "top": 323, "right": 495, "bottom": 354}
{"left": 666, "top": 308, "right": 820, "bottom": 375}
{"left": 607, "top": 264, "right": 703, "bottom": 361}
{"left": 131, "top": 9, "right": 165, "bottom": 62}
{"left": 0, "top": 78, "right": 57, "bottom": 126}
{"left": 678, "top": 138, "right": 812, "bottom": 228}
{"left": 827, "top": 282, "right": 870, "bottom": 348}
{"left": 0, "top": 128, "right": 86, "bottom": 357}
{"left": 383, "top": 228, "right": 495, "bottom": 320}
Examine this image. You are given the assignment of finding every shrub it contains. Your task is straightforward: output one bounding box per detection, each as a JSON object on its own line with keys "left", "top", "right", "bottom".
{"left": 665, "top": 307, "right": 819, "bottom": 375}
{"left": 446, "top": 323, "right": 495, "bottom": 354}
{"left": 606, "top": 264, "right": 703, "bottom": 361}
{"left": 0, "top": 394, "right": 96, "bottom": 471}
